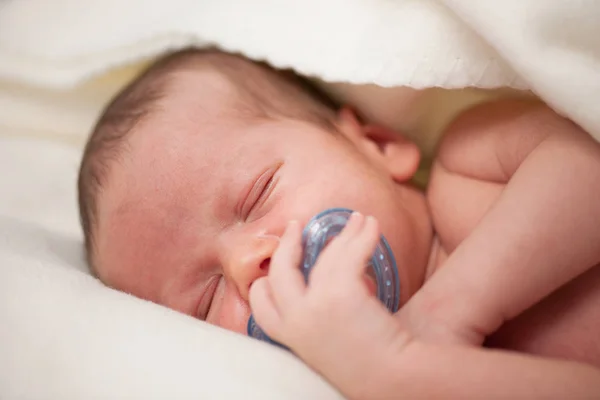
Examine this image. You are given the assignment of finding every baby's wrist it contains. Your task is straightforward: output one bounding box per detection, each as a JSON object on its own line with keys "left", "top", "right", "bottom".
{"left": 334, "top": 331, "right": 414, "bottom": 399}
{"left": 343, "top": 336, "right": 417, "bottom": 400}
{"left": 407, "top": 284, "right": 498, "bottom": 346}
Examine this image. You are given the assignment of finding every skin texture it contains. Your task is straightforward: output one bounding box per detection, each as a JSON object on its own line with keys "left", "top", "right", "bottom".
{"left": 92, "top": 63, "right": 600, "bottom": 398}
{"left": 402, "top": 100, "right": 600, "bottom": 363}
{"left": 250, "top": 99, "right": 600, "bottom": 399}
{"left": 252, "top": 215, "right": 600, "bottom": 399}
{"left": 95, "top": 68, "right": 432, "bottom": 334}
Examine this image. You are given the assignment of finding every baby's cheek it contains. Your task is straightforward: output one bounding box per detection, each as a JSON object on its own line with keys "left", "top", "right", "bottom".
{"left": 213, "top": 289, "right": 251, "bottom": 334}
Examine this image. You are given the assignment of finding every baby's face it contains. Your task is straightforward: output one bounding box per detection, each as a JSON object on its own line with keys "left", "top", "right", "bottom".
{"left": 95, "top": 70, "right": 432, "bottom": 334}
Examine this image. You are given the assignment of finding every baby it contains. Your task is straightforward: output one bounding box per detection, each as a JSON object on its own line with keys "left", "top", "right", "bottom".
{"left": 78, "top": 49, "right": 600, "bottom": 398}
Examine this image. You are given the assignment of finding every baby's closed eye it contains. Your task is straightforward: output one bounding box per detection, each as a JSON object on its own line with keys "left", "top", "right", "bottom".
{"left": 240, "top": 162, "right": 282, "bottom": 222}
{"left": 196, "top": 275, "right": 222, "bottom": 320}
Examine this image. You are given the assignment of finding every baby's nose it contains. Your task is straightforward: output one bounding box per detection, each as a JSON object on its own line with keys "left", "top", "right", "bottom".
{"left": 259, "top": 257, "right": 271, "bottom": 273}
{"left": 226, "top": 236, "right": 278, "bottom": 301}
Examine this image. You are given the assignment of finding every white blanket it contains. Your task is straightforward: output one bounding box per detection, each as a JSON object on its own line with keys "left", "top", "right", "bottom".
{"left": 1, "top": 1, "right": 600, "bottom": 399}
{"left": 1, "top": 0, "right": 600, "bottom": 140}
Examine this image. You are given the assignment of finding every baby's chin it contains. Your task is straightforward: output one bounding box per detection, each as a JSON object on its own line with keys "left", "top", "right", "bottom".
{"left": 385, "top": 204, "right": 433, "bottom": 304}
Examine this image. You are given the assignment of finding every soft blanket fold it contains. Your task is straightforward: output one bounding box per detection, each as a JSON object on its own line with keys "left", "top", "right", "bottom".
{"left": 1, "top": 0, "right": 599, "bottom": 139}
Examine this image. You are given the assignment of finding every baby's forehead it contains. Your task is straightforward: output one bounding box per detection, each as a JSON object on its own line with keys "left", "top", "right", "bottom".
{"left": 111, "top": 90, "right": 268, "bottom": 205}
{"left": 116, "top": 72, "right": 248, "bottom": 161}
{"left": 102, "top": 52, "right": 308, "bottom": 222}
{"left": 100, "top": 117, "right": 235, "bottom": 256}
{"left": 161, "top": 67, "right": 245, "bottom": 115}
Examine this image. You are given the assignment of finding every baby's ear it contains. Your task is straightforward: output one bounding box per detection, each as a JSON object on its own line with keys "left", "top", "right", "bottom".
{"left": 337, "top": 107, "right": 420, "bottom": 182}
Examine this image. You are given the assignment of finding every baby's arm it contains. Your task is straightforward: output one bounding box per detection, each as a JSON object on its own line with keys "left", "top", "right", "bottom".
{"left": 250, "top": 215, "right": 600, "bottom": 399}
{"left": 377, "top": 342, "right": 600, "bottom": 400}
{"left": 409, "top": 99, "right": 600, "bottom": 345}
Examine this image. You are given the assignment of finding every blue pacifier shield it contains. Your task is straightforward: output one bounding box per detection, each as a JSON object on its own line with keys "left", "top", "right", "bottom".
{"left": 247, "top": 208, "right": 400, "bottom": 346}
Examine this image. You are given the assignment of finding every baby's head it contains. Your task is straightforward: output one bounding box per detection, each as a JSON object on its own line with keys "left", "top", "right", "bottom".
{"left": 78, "top": 49, "right": 432, "bottom": 333}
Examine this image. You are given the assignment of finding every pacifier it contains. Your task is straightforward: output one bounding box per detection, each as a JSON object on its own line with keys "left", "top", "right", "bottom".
{"left": 247, "top": 208, "right": 401, "bottom": 347}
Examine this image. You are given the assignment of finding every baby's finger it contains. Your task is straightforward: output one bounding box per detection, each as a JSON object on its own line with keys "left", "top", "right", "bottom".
{"left": 343, "top": 216, "right": 380, "bottom": 277}
{"left": 335, "top": 210, "right": 364, "bottom": 240}
{"left": 310, "top": 212, "right": 366, "bottom": 282}
{"left": 269, "top": 220, "right": 306, "bottom": 312}
{"left": 248, "top": 277, "right": 283, "bottom": 338}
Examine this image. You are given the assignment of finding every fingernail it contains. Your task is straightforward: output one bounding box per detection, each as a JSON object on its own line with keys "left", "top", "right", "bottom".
{"left": 258, "top": 233, "right": 280, "bottom": 242}
{"left": 350, "top": 211, "right": 362, "bottom": 221}
{"left": 257, "top": 228, "right": 281, "bottom": 242}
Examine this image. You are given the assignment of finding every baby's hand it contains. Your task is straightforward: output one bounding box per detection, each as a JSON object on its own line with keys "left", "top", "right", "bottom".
{"left": 394, "top": 262, "right": 495, "bottom": 348}
{"left": 249, "top": 213, "right": 410, "bottom": 395}
{"left": 394, "top": 292, "right": 487, "bottom": 348}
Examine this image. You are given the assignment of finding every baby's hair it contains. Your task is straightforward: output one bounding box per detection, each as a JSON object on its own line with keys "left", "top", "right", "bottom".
{"left": 78, "top": 48, "right": 338, "bottom": 273}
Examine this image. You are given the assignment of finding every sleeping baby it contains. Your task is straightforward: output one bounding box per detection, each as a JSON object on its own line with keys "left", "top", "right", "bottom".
{"left": 78, "top": 49, "right": 600, "bottom": 398}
